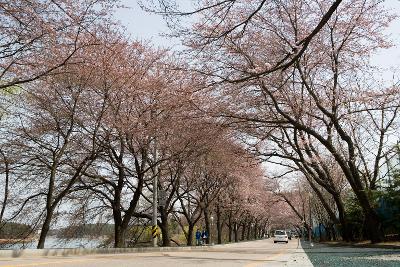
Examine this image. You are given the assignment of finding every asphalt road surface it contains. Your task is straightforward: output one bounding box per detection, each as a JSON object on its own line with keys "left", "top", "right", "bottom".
{"left": 0, "top": 239, "right": 399, "bottom": 267}
{"left": 0, "top": 238, "right": 310, "bottom": 267}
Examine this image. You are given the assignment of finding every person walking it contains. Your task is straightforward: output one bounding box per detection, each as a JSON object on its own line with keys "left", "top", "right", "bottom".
{"left": 195, "top": 229, "right": 201, "bottom": 246}
{"left": 201, "top": 229, "right": 208, "bottom": 245}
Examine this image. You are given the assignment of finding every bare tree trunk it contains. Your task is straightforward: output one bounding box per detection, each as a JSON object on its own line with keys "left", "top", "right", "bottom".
{"left": 241, "top": 223, "right": 246, "bottom": 241}
{"left": 204, "top": 208, "right": 210, "bottom": 244}
{"left": 38, "top": 165, "right": 57, "bottom": 249}
{"left": 228, "top": 223, "right": 232, "bottom": 242}
{"left": 246, "top": 222, "right": 251, "bottom": 240}
{"left": 234, "top": 222, "right": 238, "bottom": 242}
{"left": 227, "top": 214, "right": 233, "bottom": 242}
{"left": 216, "top": 204, "right": 222, "bottom": 244}
{"left": 318, "top": 223, "right": 323, "bottom": 242}
{"left": 332, "top": 193, "right": 351, "bottom": 241}
{"left": 114, "top": 225, "right": 126, "bottom": 248}
{"left": 353, "top": 185, "right": 383, "bottom": 242}
{"left": 160, "top": 209, "right": 171, "bottom": 247}
{"left": 37, "top": 209, "right": 53, "bottom": 249}
{"left": 113, "top": 206, "right": 125, "bottom": 248}
{"left": 187, "top": 223, "right": 195, "bottom": 246}
{"left": 0, "top": 150, "right": 10, "bottom": 223}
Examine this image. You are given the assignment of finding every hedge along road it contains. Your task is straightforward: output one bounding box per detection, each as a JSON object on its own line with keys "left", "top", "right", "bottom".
{"left": 0, "top": 238, "right": 312, "bottom": 267}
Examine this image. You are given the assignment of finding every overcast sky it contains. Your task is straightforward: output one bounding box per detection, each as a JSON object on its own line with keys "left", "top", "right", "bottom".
{"left": 116, "top": 1, "right": 175, "bottom": 46}
{"left": 115, "top": 0, "right": 400, "bottom": 80}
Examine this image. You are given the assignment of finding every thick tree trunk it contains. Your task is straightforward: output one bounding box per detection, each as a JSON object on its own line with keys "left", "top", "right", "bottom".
{"left": 114, "top": 225, "right": 126, "bottom": 248}
{"left": 332, "top": 193, "right": 352, "bottom": 241}
{"left": 241, "top": 223, "right": 246, "bottom": 240}
{"left": 113, "top": 208, "right": 126, "bottom": 248}
{"left": 344, "top": 178, "right": 384, "bottom": 242}
{"left": 332, "top": 224, "right": 337, "bottom": 241}
{"left": 304, "top": 175, "right": 342, "bottom": 234}
{"left": 318, "top": 223, "right": 323, "bottom": 241}
{"left": 204, "top": 208, "right": 210, "bottom": 244}
{"left": 234, "top": 222, "right": 238, "bottom": 242}
{"left": 160, "top": 218, "right": 171, "bottom": 247}
{"left": 37, "top": 209, "right": 54, "bottom": 249}
{"left": 227, "top": 211, "right": 233, "bottom": 242}
{"left": 187, "top": 223, "right": 195, "bottom": 246}
{"left": 216, "top": 205, "right": 222, "bottom": 244}
{"left": 0, "top": 153, "right": 9, "bottom": 223}
{"left": 228, "top": 224, "right": 232, "bottom": 242}
{"left": 246, "top": 222, "right": 251, "bottom": 240}
{"left": 160, "top": 225, "right": 170, "bottom": 247}
{"left": 326, "top": 225, "right": 332, "bottom": 241}
{"left": 327, "top": 132, "right": 384, "bottom": 242}
{"left": 354, "top": 188, "right": 384, "bottom": 243}
{"left": 115, "top": 171, "right": 144, "bottom": 248}
{"left": 364, "top": 209, "right": 384, "bottom": 243}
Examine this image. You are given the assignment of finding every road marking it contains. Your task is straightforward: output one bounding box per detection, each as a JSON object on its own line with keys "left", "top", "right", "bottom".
{"left": 0, "top": 258, "right": 98, "bottom": 267}
{"left": 243, "top": 248, "right": 287, "bottom": 267}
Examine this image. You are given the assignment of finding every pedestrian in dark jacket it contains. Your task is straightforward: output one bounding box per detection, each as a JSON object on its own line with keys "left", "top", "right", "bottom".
{"left": 201, "top": 229, "right": 208, "bottom": 245}
{"left": 195, "top": 229, "right": 201, "bottom": 246}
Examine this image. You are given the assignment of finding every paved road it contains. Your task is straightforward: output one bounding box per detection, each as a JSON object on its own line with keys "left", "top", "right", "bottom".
{"left": 0, "top": 238, "right": 311, "bottom": 267}
{"left": 1, "top": 239, "right": 399, "bottom": 267}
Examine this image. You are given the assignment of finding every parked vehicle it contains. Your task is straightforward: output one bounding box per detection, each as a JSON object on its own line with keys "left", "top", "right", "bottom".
{"left": 273, "top": 230, "right": 289, "bottom": 243}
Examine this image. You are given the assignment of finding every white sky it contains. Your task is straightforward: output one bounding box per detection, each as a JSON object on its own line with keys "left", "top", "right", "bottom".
{"left": 115, "top": 1, "right": 179, "bottom": 47}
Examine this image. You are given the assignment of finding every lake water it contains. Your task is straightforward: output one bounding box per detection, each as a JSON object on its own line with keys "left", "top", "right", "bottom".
{"left": 0, "top": 236, "right": 106, "bottom": 250}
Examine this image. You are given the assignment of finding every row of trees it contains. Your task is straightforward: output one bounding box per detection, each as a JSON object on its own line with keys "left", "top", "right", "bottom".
{"left": 1, "top": 0, "right": 399, "bottom": 248}
{"left": 0, "top": 1, "right": 281, "bottom": 248}
{"left": 145, "top": 0, "right": 400, "bottom": 243}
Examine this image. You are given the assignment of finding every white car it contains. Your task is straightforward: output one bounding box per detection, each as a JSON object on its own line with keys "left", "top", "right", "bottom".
{"left": 273, "top": 230, "right": 289, "bottom": 243}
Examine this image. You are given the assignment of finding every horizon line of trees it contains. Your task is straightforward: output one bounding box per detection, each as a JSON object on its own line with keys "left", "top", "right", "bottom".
{"left": 0, "top": 1, "right": 278, "bottom": 249}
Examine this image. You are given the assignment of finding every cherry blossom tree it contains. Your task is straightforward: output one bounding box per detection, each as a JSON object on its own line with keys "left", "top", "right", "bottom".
{"left": 173, "top": 0, "right": 396, "bottom": 243}
{"left": 0, "top": 0, "right": 119, "bottom": 91}
{"left": 9, "top": 65, "right": 103, "bottom": 248}
{"left": 142, "top": 0, "right": 344, "bottom": 78}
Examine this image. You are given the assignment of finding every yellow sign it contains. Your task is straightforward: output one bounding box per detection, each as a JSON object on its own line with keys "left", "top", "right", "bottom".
{"left": 152, "top": 225, "right": 158, "bottom": 238}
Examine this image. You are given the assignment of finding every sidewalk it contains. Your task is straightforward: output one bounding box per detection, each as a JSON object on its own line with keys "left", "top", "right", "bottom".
{"left": 301, "top": 240, "right": 400, "bottom": 267}
{"left": 321, "top": 241, "right": 400, "bottom": 250}
{"left": 283, "top": 238, "right": 314, "bottom": 266}
{"left": 0, "top": 245, "right": 213, "bottom": 258}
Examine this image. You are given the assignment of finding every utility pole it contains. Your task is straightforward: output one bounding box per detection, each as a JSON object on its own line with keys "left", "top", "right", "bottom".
{"left": 309, "top": 192, "right": 313, "bottom": 247}
{"left": 152, "top": 132, "right": 158, "bottom": 247}
{"left": 152, "top": 171, "right": 158, "bottom": 247}
{"left": 210, "top": 215, "right": 214, "bottom": 245}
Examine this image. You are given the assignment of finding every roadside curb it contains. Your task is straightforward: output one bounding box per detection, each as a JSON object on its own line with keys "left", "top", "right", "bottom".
{"left": 0, "top": 245, "right": 216, "bottom": 258}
